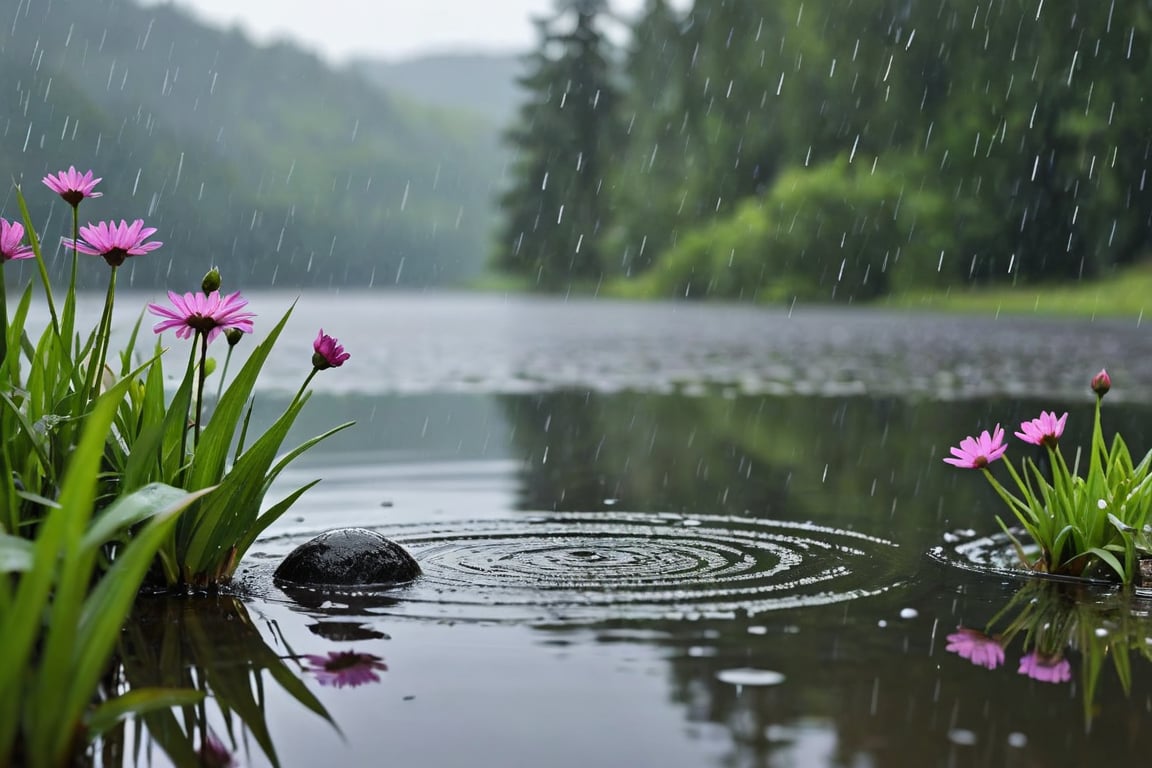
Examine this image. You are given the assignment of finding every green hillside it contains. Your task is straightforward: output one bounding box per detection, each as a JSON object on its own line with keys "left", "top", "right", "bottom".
{"left": 0, "top": 0, "right": 502, "bottom": 289}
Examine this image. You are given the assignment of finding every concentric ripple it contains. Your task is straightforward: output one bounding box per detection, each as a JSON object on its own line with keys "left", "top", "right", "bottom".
{"left": 263, "top": 512, "right": 904, "bottom": 624}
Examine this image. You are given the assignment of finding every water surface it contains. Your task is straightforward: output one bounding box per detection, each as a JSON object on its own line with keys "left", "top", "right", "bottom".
{"left": 81, "top": 292, "right": 1152, "bottom": 766}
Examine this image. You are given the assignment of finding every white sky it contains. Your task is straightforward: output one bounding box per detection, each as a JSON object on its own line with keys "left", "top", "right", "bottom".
{"left": 140, "top": 0, "right": 660, "bottom": 62}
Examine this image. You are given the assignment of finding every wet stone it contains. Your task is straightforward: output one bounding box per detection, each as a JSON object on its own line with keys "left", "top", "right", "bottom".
{"left": 274, "top": 528, "right": 421, "bottom": 587}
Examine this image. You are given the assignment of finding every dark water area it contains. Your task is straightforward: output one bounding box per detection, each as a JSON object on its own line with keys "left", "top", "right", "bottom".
{"left": 62, "top": 292, "right": 1152, "bottom": 766}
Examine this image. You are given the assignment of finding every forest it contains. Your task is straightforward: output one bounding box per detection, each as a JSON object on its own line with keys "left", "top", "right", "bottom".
{"left": 5, "top": 0, "right": 1148, "bottom": 302}
{"left": 497, "top": 0, "right": 1152, "bottom": 302}
{"left": 1, "top": 0, "right": 502, "bottom": 290}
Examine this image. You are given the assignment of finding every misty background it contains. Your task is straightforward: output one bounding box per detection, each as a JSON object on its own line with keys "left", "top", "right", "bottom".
{"left": 3, "top": 0, "right": 1150, "bottom": 302}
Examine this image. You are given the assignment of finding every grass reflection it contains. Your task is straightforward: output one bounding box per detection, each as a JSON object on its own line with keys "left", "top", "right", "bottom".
{"left": 103, "top": 596, "right": 332, "bottom": 767}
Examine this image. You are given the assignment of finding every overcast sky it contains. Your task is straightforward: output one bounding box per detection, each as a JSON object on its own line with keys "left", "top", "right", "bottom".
{"left": 139, "top": 0, "right": 662, "bottom": 62}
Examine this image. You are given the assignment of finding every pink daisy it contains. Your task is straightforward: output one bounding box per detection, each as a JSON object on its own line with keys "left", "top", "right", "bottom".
{"left": 147, "top": 290, "right": 255, "bottom": 344}
{"left": 944, "top": 628, "right": 1004, "bottom": 670}
{"left": 312, "top": 329, "right": 350, "bottom": 370}
{"left": 0, "top": 217, "right": 34, "bottom": 262}
{"left": 64, "top": 219, "right": 162, "bottom": 267}
{"left": 304, "top": 650, "right": 387, "bottom": 688}
{"left": 1018, "top": 651, "right": 1071, "bottom": 684}
{"left": 1014, "top": 411, "right": 1068, "bottom": 448}
{"left": 943, "top": 424, "right": 1008, "bottom": 469}
{"left": 42, "top": 166, "right": 103, "bottom": 207}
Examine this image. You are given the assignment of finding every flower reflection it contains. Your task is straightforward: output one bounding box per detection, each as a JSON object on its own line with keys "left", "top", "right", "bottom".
{"left": 945, "top": 628, "right": 1005, "bottom": 669}
{"left": 1018, "top": 651, "right": 1072, "bottom": 684}
{"left": 305, "top": 650, "right": 388, "bottom": 688}
{"left": 198, "top": 732, "right": 236, "bottom": 768}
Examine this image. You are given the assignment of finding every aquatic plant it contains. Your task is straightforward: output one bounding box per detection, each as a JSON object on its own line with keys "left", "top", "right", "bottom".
{"left": 139, "top": 282, "right": 353, "bottom": 588}
{"left": 0, "top": 384, "right": 208, "bottom": 768}
{"left": 943, "top": 369, "right": 1152, "bottom": 582}
{"left": 2, "top": 168, "right": 352, "bottom": 589}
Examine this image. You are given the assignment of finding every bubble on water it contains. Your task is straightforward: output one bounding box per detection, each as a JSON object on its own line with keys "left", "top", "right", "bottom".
{"left": 1007, "top": 732, "right": 1028, "bottom": 748}
{"left": 715, "top": 667, "right": 785, "bottom": 686}
{"left": 900, "top": 607, "right": 918, "bottom": 619}
{"left": 948, "top": 729, "right": 977, "bottom": 746}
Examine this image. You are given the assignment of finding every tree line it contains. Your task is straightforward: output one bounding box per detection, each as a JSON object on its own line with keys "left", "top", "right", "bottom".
{"left": 497, "top": 0, "right": 1152, "bottom": 301}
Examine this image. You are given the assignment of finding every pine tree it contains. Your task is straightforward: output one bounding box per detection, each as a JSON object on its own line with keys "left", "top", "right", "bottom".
{"left": 496, "top": 0, "right": 621, "bottom": 290}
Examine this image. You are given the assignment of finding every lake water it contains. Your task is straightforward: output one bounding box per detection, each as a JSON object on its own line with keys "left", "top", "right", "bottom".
{"left": 74, "top": 291, "right": 1152, "bottom": 766}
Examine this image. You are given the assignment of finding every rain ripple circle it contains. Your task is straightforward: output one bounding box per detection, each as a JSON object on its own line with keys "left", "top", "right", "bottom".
{"left": 327, "top": 512, "right": 904, "bottom": 624}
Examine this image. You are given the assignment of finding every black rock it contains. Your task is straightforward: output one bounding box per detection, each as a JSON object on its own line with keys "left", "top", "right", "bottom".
{"left": 274, "top": 528, "right": 421, "bottom": 586}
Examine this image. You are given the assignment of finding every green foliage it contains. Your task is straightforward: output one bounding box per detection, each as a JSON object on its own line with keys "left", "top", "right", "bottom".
{"left": 0, "top": 159, "right": 355, "bottom": 762}
{"left": 514, "top": 0, "right": 1152, "bottom": 299}
{"left": 628, "top": 156, "right": 961, "bottom": 302}
{"left": 108, "top": 302, "right": 354, "bottom": 588}
{"left": 0, "top": 384, "right": 208, "bottom": 768}
{"left": 4, "top": 168, "right": 353, "bottom": 586}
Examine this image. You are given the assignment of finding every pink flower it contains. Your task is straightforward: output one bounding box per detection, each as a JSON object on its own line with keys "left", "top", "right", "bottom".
{"left": 148, "top": 290, "right": 255, "bottom": 343}
{"left": 312, "top": 329, "right": 350, "bottom": 370}
{"left": 0, "top": 217, "right": 34, "bottom": 262}
{"left": 1091, "top": 369, "right": 1111, "bottom": 398}
{"left": 1014, "top": 411, "right": 1068, "bottom": 448}
{"left": 943, "top": 425, "right": 1008, "bottom": 469}
{"left": 1018, "top": 651, "right": 1071, "bottom": 684}
{"left": 64, "top": 219, "right": 162, "bottom": 267}
{"left": 304, "top": 650, "right": 387, "bottom": 688}
{"left": 945, "top": 628, "right": 1005, "bottom": 670}
{"left": 42, "top": 165, "right": 103, "bottom": 207}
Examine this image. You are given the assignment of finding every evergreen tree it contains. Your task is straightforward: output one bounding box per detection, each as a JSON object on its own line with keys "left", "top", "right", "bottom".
{"left": 606, "top": 0, "right": 690, "bottom": 275}
{"left": 496, "top": 0, "right": 621, "bottom": 289}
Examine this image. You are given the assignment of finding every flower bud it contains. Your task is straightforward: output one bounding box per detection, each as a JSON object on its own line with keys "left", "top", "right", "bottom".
{"left": 1091, "top": 368, "right": 1111, "bottom": 398}
{"left": 201, "top": 266, "right": 222, "bottom": 293}
{"left": 312, "top": 329, "right": 350, "bottom": 370}
{"left": 224, "top": 327, "right": 244, "bottom": 348}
